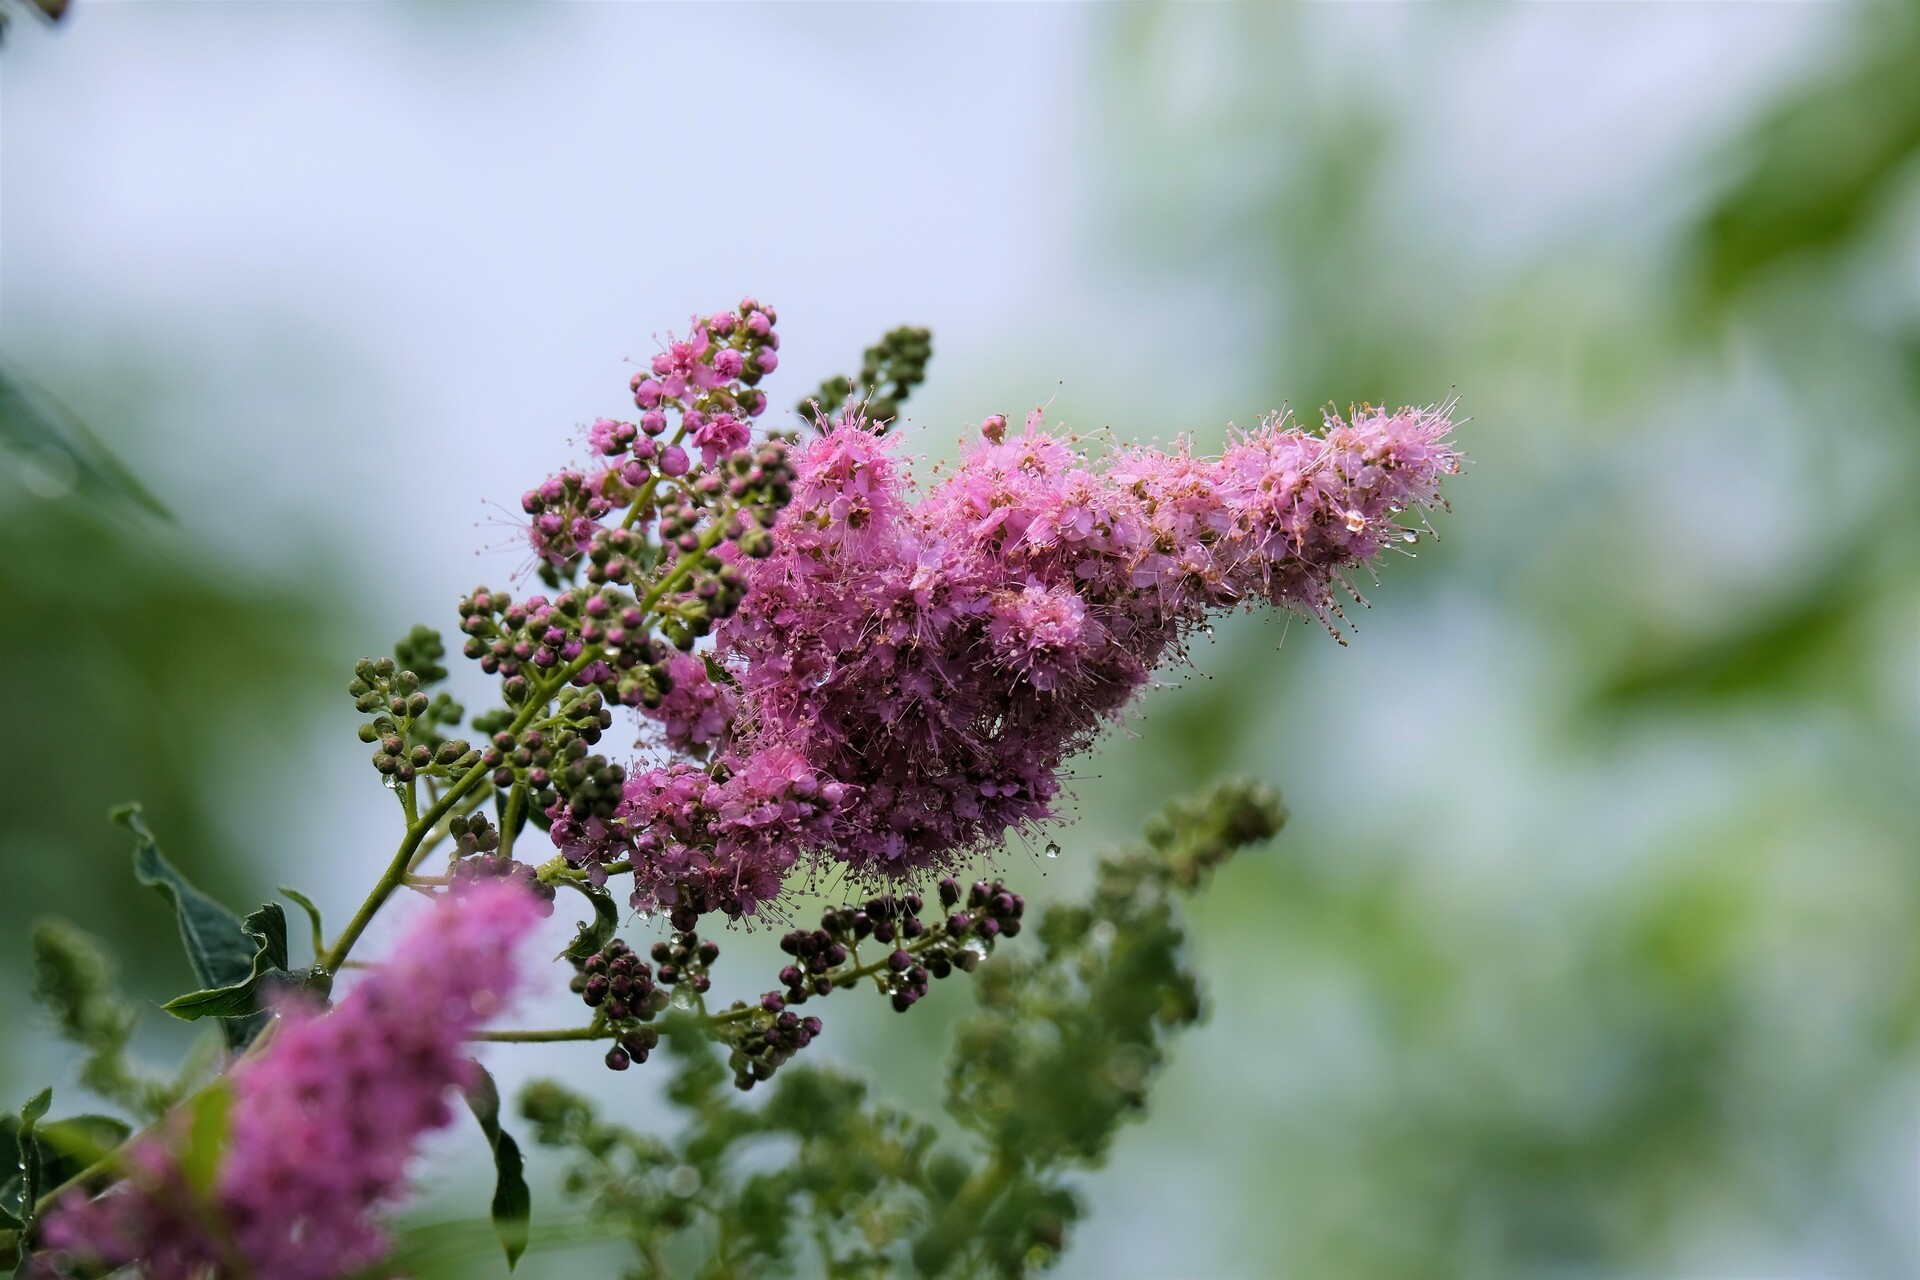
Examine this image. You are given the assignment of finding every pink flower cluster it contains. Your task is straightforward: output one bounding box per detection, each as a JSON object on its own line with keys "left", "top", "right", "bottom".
{"left": 557, "top": 401, "right": 1458, "bottom": 916}
{"left": 519, "top": 299, "right": 780, "bottom": 569}
{"left": 642, "top": 652, "right": 738, "bottom": 756}
{"left": 39, "top": 883, "right": 542, "bottom": 1280}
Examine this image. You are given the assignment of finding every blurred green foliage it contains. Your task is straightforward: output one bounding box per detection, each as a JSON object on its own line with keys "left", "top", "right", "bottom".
{"left": 0, "top": 415, "right": 340, "bottom": 1084}
{"left": 464, "top": 781, "right": 1285, "bottom": 1280}
{"left": 7, "top": 2, "right": 1920, "bottom": 1275}
{"left": 1063, "top": 2, "right": 1920, "bottom": 1275}
{"left": 29, "top": 918, "right": 190, "bottom": 1122}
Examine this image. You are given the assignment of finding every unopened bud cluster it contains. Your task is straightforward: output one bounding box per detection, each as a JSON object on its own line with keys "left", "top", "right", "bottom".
{"left": 799, "top": 323, "right": 933, "bottom": 431}
{"left": 472, "top": 688, "right": 623, "bottom": 836}
{"left": 702, "top": 876, "right": 1025, "bottom": 1092}
{"left": 445, "top": 814, "right": 555, "bottom": 914}
{"left": 348, "top": 652, "right": 477, "bottom": 784}
{"left": 570, "top": 937, "right": 668, "bottom": 1066}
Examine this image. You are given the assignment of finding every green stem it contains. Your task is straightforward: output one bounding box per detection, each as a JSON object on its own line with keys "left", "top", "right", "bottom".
{"left": 941, "top": 1155, "right": 1018, "bottom": 1270}
{"left": 468, "top": 921, "right": 977, "bottom": 1045}
{"left": 31, "top": 1019, "right": 286, "bottom": 1219}
{"left": 639, "top": 518, "right": 731, "bottom": 612}
{"left": 621, "top": 424, "right": 689, "bottom": 532}
{"left": 470, "top": 1025, "right": 609, "bottom": 1044}
{"left": 323, "top": 655, "right": 598, "bottom": 972}
{"left": 497, "top": 782, "right": 528, "bottom": 863}
{"left": 322, "top": 775, "right": 483, "bottom": 971}
{"left": 406, "top": 786, "right": 491, "bottom": 873}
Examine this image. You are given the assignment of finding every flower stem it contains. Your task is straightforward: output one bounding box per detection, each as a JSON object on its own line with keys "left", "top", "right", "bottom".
{"left": 322, "top": 652, "right": 599, "bottom": 972}
{"left": 470, "top": 1025, "right": 609, "bottom": 1044}
{"left": 468, "top": 918, "right": 976, "bottom": 1045}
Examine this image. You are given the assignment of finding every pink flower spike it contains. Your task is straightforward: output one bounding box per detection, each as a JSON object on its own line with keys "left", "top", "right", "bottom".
{"left": 39, "top": 883, "right": 544, "bottom": 1280}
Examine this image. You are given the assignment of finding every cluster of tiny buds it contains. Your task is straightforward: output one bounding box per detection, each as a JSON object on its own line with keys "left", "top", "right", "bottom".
{"left": 570, "top": 938, "right": 669, "bottom": 1070}
{"left": 629, "top": 298, "right": 780, "bottom": 422}
{"left": 759, "top": 879, "right": 1026, "bottom": 1019}
{"left": 650, "top": 929, "right": 720, "bottom": 995}
{"left": 728, "top": 1006, "right": 824, "bottom": 1092}
{"left": 517, "top": 300, "right": 789, "bottom": 581}
{"left": 714, "top": 881, "right": 1022, "bottom": 1091}
{"left": 944, "top": 875, "right": 1027, "bottom": 944}
{"left": 475, "top": 689, "right": 622, "bottom": 821}
{"left": 799, "top": 324, "right": 933, "bottom": 432}
{"left": 458, "top": 582, "right": 714, "bottom": 704}
{"left": 445, "top": 814, "right": 555, "bottom": 914}
{"left": 348, "top": 655, "right": 477, "bottom": 783}
{"left": 519, "top": 467, "right": 664, "bottom": 569}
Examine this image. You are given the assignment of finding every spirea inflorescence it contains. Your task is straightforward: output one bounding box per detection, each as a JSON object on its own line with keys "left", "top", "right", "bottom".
{"left": 11, "top": 301, "right": 1461, "bottom": 1280}
{"left": 513, "top": 304, "right": 1457, "bottom": 918}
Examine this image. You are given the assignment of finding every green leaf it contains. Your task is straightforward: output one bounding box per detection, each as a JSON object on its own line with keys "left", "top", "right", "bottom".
{"left": 3, "top": 1091, "right": 52, "bottom": 1235}
{"left": 0, "top": 1118, "right": 24, "bottom": 1229}
{"left": 118, "top": 804, "right": 268, "bottom": 1050}
{"left": 355, "top": 1216, "right": 614, "bottom": 1280}
{"left": 0, "top": 361, "right": 171, "bottom": 520}
{"left": 160, "top": 904, "right": 290, "bottom": 1022}
{"left": 1693, "top": 7, "right": 1920, "bottom": 302}
{"left": 561, "top": 882, "right": 619, "bottom": 962}
{"left": 33, "top": 1115, "right": 132, "bottom": 1189}
{"left": 0, "top": 1109, "right": 136, "bottom": 1262}
{"left": 279, "top": 888, "right": 326, "bottom": 960}
{"left": 462, "top": 1065, "right": 532, "bottom": 1270}
{"left": 179, "top": 1083, "right": 232, "bottom": 1195}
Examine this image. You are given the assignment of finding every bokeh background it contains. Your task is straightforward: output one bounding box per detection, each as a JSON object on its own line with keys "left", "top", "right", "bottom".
{"left": 5, "top": 3, "right": 1920, "bottom": 1277}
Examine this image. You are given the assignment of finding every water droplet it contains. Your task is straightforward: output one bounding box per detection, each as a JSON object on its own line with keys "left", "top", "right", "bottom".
{"left": 1044, "top": 841, "right": 1061, "bottom": 860}
{"left": 1401, "top": 530, "right": 1418, "bottom": 544}
{"left": 18, "top": 446, "right": 78, "bottom": 500}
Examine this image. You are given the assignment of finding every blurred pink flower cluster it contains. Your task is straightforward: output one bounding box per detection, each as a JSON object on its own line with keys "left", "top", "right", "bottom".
{"left": 38, "top": 883, "right": 541, "bottom": 1280}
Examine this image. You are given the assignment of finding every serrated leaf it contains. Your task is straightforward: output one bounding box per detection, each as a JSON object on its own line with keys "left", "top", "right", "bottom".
{"left": 161, "top": 904, "right": 289, "bottom": 1022}
{"left": 0, "top": 362, "right": 171, "bottom": 520}
{"left": 462, "top": 1065, "right": 531, "bottom": 1270}
{"left": 278, "top": 888, "right": 326, "bottom": 959}
{"left": 562, "top": 882, "right": 619, "bottom": 962}
{"left": 118, "top": 805, "right": 268, "bottom": 1050}
{"left": 180, "top": 1083, "right": 232, "bottom": 1196}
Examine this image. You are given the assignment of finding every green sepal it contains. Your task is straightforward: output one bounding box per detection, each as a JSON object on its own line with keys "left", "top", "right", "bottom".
{"left": 561, "top": 881, "right": 619, "bottom": 961}
{"left": 0, "top": 1089, "right": 53, "bottom": 1239}
{"left": 495, "top": 785, "right": 529, "bottom": 841}
{"left": 180, "top": 1083, "right": 233, "bottom": 1195}
{"left": 118, "top": 804, "right": 273, "bottom": 1049}
{"left": 462, "top": 1065, "right": 531, "bottom": 1270}
{"left": 160, "top": 904, "right": 289, "bottom": 1022}
{"left": 278, "top": 887, "right": 326, "bottom": 959}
